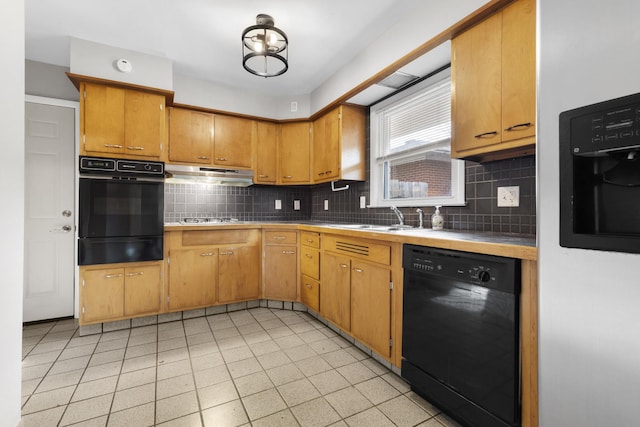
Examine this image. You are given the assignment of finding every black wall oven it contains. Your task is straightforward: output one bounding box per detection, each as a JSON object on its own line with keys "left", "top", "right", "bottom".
{"left": 78, "top": 156, "right": 164, "bottom": 265}
{"left": 402, "top": 245, "right": 521, "bottom": 427}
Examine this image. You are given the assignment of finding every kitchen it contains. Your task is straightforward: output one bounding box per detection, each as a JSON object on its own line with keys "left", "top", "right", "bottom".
{"left": 3, "top": 0, "right": 640, "bottom": 426}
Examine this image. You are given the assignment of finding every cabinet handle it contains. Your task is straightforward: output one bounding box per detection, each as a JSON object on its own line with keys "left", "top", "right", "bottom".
{"left": 273, "top": 236, "right": 286, "bottom": 240}
{"left": 318, "top": 172, "right": 325, "bottom": 176}
{"left": 474, "top": 131, "right": 499, "bottom": 139}
{"left": 504, "top": 122, "right": 533, "bottom": 131}
{"left": 305, "top": 254, "right": 313, "bottom": 259}
{"left": 325, "top": 170, "right": 332, "bottom": 174}
{"left": 259, "top": 174, "right": 269, "bottom": 178}
{"left": 220, "top": 251, "right": 234, "bottom": 255}
{"left": 353, "top": 268, "right": 363, "bottom": 273}
{"left": 215, "top": 157, "right": 228, "bottom": 161}
{"left": 104, "top": 273, "right": 123, "bottom": 279}
{"left": 282, "top": 250, "right": 296, "bottom": 255}
{"left": 283, "top": 175, "right": 293, "bottom": 179}
{"left": 200, "top": 252, "right": 214, "bottom": 256}
{"left": 126, "top": 271, "right": 144, "bottom": 277}
{"left": 126, "top": 146, "right": 145, "bottom": 151}
{"left": 306, "top": 239, "right": 314, "bottom": 243}
{"left": 339, "top": 263, "right": 349, "bottom": 269}
{"left": 197, "top": 156, "right": 210, "bottom": 160}
{"left": 306, "top": 283, "right": 312, "bottom": 289}
{"left": 103, "top": 144, "right": 123, "bottom": 149}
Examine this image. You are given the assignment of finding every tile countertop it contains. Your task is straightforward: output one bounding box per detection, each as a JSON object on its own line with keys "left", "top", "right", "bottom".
{"left": 164, "top": 221, "right": 537, "bottom": 261}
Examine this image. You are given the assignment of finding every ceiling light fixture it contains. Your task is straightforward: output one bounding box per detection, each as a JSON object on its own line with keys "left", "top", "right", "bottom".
{"left": 242, "top": 14, "right": 288, "bottom": 78}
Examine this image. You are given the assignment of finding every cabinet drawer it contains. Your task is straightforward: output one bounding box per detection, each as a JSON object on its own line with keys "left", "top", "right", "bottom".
{"left": 323, "top": 234, "right": 391, "bottom": 265}
{"left": 301, "top": 231, "right": 320, "bottom": 248}
{"left": 264, "top": 230, "right": 297, "bottom": 244}
{"left": 182, "top": 229, "right": 258, "bottom": 246}
{"left": 301, "top": 276, "right": 320, "bottom": 312}
{"left": 300, "top": 246, "right": 320, "bottom": 280}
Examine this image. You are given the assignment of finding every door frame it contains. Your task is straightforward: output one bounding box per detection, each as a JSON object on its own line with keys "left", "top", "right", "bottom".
{"left": 25, "top": 95, "right": 80, "bottom": 319}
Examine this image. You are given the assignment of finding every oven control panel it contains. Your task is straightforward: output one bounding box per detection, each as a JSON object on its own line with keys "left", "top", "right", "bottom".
{"left": 80, "top": 156, "right": 164, "bottom": 177}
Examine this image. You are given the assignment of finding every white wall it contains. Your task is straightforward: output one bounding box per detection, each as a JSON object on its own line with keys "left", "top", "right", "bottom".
{"left": 26, "top": 60, "right": 79, "bottom": 101}
{"left": 538, "top": 1, "right": 640, "bottom": 425}
{"left": 0, "top": 0, "right": 25, "bottom": 425}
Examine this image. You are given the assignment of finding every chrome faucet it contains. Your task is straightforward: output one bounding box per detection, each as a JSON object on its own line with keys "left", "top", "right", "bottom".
{"left": 390, "top": 206, "right": 405, "bottom": 226}
{"left": 416, "top": 208, "right": 424, "bottom": 228}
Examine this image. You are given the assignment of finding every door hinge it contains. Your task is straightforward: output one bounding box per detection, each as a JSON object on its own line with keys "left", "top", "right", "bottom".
{"left": 83, "top": 90, "right": 86, "bottom": 99}
{"left": 389, "top": 338, "right": 393, "bottom": 347}
{"left": 160, "top": 143, "right": 163, "bottom": 152}
{"left": 160, "top": 104, "right": 163, "bottom": 111}
{"left": 82, "top": 134, "right": 86, "bottom": 145}
{"left": 389, "top": 281, "right": 393, "bottom": 290}
{"left": 82, "top": 306, "right": 85, "bottom": 314}
{"left": 167, "top": 257, "right": 170, "bottom": 265}
{"left": 82, "top": 279, "right": 85, "bottom": 288}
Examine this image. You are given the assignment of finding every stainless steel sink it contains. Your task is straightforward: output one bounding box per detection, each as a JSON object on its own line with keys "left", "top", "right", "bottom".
{"left": 327, "top": 224, "right": 421, "bottom": 232}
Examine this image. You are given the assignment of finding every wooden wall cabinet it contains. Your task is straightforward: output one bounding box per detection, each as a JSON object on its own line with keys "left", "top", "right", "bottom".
{"left": 451, "top": 0, "right": 536, "bottom": 161}
{"left": 312, "top": 105, "right": 366, "bottom": 184}
{"left": 79, "top": 261, "right": 163, "bottom": 325}
{"left": 279, "top": 122, "right": 311, "bottom": 184}
{"left": 213, "top": 115, "right": 254, "bottom": 169}
{"left": 263, "top": 230, "right": 298, "bottom": 301}
{"left": 300, "top": 231, "right": 321, "bottom": 312}
{"left": 166, "top": 229, "right": 261, "bottom": 311}
{"left": 81, "top": 82, "right": 166, "bottom": 160}
{"left": 254, "top": 121, "right": 278, "bottom": 184}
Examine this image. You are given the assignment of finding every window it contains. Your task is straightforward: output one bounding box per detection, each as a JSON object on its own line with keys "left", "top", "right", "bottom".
{"left": 369, "top": 67, "right": 465, "bottom": 207}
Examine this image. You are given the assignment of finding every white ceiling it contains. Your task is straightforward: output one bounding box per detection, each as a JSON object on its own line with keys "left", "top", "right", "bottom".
{"left": 25, "top": 0, "right": 449, "bottom": 103}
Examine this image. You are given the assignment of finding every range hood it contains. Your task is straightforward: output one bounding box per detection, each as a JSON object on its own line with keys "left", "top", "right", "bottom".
{"left": 164, "top": 164, "right": 254, "bottom": 187}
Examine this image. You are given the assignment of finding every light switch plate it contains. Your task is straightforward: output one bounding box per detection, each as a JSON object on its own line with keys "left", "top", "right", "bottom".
{"left": 360, "top": 196, "right": 366, "bottom": 209}
{"left": 275, "top": 199, "right": 282, "bottom": 210}
{"left": 497, "top": 186, "right": 520, "bottom": 207}
{"left": 294, "top": 200, "right": 300, "bottom": 210}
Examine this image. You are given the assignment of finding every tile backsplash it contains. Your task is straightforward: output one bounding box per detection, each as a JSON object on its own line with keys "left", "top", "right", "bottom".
{"left": 164, "top": 154, "right": 536, "bottom": 235}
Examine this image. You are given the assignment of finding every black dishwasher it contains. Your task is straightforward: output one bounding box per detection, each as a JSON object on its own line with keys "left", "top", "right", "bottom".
{"left": 402, "top": 244, "right": 521, "bottom": 427}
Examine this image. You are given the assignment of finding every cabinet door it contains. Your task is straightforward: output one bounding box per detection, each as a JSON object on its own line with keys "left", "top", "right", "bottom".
{"left": 312, "top": 108, "right": 340, "bottom": 183}
{"left": 168, "top": 248, "right": 217, "bottom": 310}
{"left": 301, "top": 276, "right": 320, "bottom": 312}
{"left": 218, "top": 245, "right": 260, "bottom": 302}
{"left": 124, "top": 90, "right": 165, "bottom": 158}
{"left": 82, "top": 83, "right": 125, "bottom": 155}
{"left": 81, "top": 268, "right": 125, "bottom": 324}
{"left": 214, "top": 115, "right": 253, "bottom": 168}
{"left": 263, "top": 245, "right": 298, "bottom": 300}
{"left": 451, "top": 12, "right": 502, "bottom": 152}
{"left": 300, "top": 246, "right": 320, "bottom": 280}
{"left": 501, "top": 0, "right": 536, "bottom": 142}
{"left": 124, "top": 264, "right": 162, "bottom": 317}
{"left": 350, "top": 261, "right": 392, "bottom": 357}
{"left": 255, "top": 121, "right": 278, "bottom": 184}
{"left": 169, "top": 108, "right": 214, "bottom": 164}
{"left": 320, "top": 252, "right": 351, "bottom": 331}
{"left": 279, "top": 122, "right": 311, "bottom": 184}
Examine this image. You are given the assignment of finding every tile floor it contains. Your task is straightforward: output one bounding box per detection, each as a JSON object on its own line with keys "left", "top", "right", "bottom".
{"left": 21, "top": 307, "right": 462, "bottom": 427}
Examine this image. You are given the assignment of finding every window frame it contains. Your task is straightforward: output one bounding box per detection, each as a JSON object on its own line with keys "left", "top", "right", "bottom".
{"left": 369, "top": 67, "right": 466, "bottom": 208}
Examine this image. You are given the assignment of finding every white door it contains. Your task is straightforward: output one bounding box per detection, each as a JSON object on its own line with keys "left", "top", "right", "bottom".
{"left": 24, "top": 100, "right": 77, "bottom": 322}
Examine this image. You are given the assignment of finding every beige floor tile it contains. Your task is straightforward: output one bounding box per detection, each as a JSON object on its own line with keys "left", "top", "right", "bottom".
{"left": 265, "top": 363, "right": 305, "bottom": 386}
{"left": 322, "top": 349, "right": 358, "bottom": 368}
{"left": 21, "top": 385, "right": 75, "bottom": 415}
{"left": 72, "top": 376, "right": 118, "bottom": 402}
{"left": 324, "top": 386, "right": 373, "bottom": 418}
{"left": 99, "top": 329, "right": 130, "bottom": 343}
{"left": 127, "top": 333, "right": 157, "bottom": 347}
{"left": 237, "top": 322, "right": 263, "bottom": 335}
{"left": 29, "top": 339, "right": 68, "bottom": 355}
{"left": 360, "top": 358, "right": 390, "bottom": 376}
{"left": 59, "top": 393, "right": 113, "bottom": 426}
{"left": 284, "top": 344, "right": 317, "bottom": 362}
{"left": 213, "top": 326, "right": 241, "bottom": 340}
{"left": 193, "top": 365, "right": 232, "bottom": 389}
{"left": 406, "top": 391, "right": 440, "bottom": 416}
{"left": 36, "top": 368, "right": 84, "bottom": 393}
{"left": 380, "top": 372, "right": 411, "bottom": 393}
{"left": 295, "top": 355, "right": 332, "bottom": 377}
{"left": 121, "top": 353, "right": 156, "bottom": 374}
{"left": 298, "top": 329, "right": 327, "bottom": 344}
{"left": 21, "top": 378, "right": 41, "bottom": 397}
{"left": 207, "top": 316, "right": 234, "bottom": 331}
{"left": 49, "top": 355, "right": 91, "bottom": 376}
{"left": 378, "top": 395, "right": 430, "bottom": 427}
{"left": 21, "top": 406, "right": 66, "bottom": 427}
{"left": 416, "top": 419, "right": 447, "bottom": 427}
{"left": 267, "top": 326, "right": 293, "bottom": 338}
{"left": 22, "top": 362, "right": 53, "bottom": 381}
{"left": 155, "top": 391, "right": 200, "bottom": 424}
{"left": 198, "top": 380, "right": 239, "bottom": 409}
{"left": 309, "top": 339, "right": 341, "bottom": 355}
{"left": 158, "top": 336, "right": 188, "bottom": 353}
{"left": 257, "top": 350, "right": 292, "bottom": 370}
{"left": 41, "top": 330, "right": 76, "bottom": 343}
{"left": 81, "top": 361, "right": 123, "bottom": 383}
{"left": 191, "top": 351, "right": 225, "bottom": 372}
{"left": 158, "top": 347, "right": 190, "bottom": 365}
{"left": 290, "top": 397, "right": 341, "bottom": 427}
{"left": 216, "top": 336, "right": 246, "bottom": 351}
{"left": 130, "top": 325, "right": 157, "bottom": 337}
{"left": 116, "top": 366, "right": 156, "bottom": 391}
{"left": 188, "top": 341, "right": 220, "bottom": 358}
{"left": 67, "top": 334, "right": 100, "bottom": 349}
{"left": 186, "top": 332, "right": 215, "bottom": 346}
{"left": 336, "top": 361, "right": 377, "bottom": 385}
{"left": 59, "top": 343, "right": 97, "bottom": 361}
{"left": 307, "top": 370, "right": 350, "bottom": 395}
{"left": 22, "top": 345, "right": 36, "bottom": 358}
{"left": 251, "top": 409, "right": 299, "bottom": 427}
{"left": 95, "top": 337, "right": 128, "bottom": 354}
{"left": 201, "top": 398, "right": 248, "bottom": 427}
{"left": 227, "top": 357, "right": 263, "bottom": 379}
{"left": 157, "top": 359, "right": 192, "bottom": 381}
{"left": 434, "top": 413, "right": 464, "bottom": 427}
{"left": 183, "top": 318, "right": 211, "bottom": 336}
{"left": 277, "top": 378, "right": 321, "bottom": 407}
{"left": 242, "top": 330, "right": 272, "bottom": 345}
{"left": 88, "top": 348, "right": 126, "bottom": 367}
{"left": 157, "top": 373, "right": 195, "bottom": 400}
{"left": 288, "top": 321, "right": 316, "bottom": 334}
{"left": 233, "top": 371, "right": 274, "bottom": 397}
{"left": 354, "top": 377, "right": 401, "bottom": 405}
{"left": 111, "top": 382, "right": 155, "bottom": 412}
{"left": 156, "top": 412, "right": 203, "bottom": 427}
{"left": 107, "top": 402, "right": 155, "bottom": 427}
{"left": 275, "top": 332, "right": 304, "bottom": 347}
{"left": 221, "top": 345, "right": 254, "bottom": 363}
{"left": 22, "top": 349, "right": 62, "bottom": 367}
{"left": 344, "top": 407, "right": 396, "bottom": 427}
{"left": 158, "top": 326, "right": 186, "bottom": 342}
{"left": 125, "top": 342, "right": 157, "bottom": 359}
{"left": 248, "top": 340, "right": 280, "bottom": 356}
{"left": 241, "top": 388, "right": 287, "bottom": 421}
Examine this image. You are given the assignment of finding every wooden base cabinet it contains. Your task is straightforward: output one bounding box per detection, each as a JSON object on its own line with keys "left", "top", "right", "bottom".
{"left": 263, "top": 230, "right": 298, "bottom": 301}
{"left": 320, "top": 251, "right": 352, "bottom": 331}
{"left": 79, "top": 261, "right": 163, "bottom": 325}
{"left": 167, "top": 248, "right": 217, "bottom": 310}
{"left": 218, "top": 245, "right": 260, "bottom": 302}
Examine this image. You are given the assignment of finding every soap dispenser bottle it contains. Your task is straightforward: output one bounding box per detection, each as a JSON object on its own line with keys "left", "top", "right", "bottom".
{"left": 431, "top": 205, "right": 443, "bottom": 230}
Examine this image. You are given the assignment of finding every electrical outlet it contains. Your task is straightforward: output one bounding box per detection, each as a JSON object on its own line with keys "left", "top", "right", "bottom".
{"left": 497, "top": 186, "right": 520, "bottom": 207}
{"left": 324, "top": 200, "right": 329, "bottom": 210}
{"left": 293, "top": 200, "right": 300, "bottom": 210}
{"left": 360, "top": 195, "right": 366, "bottom": 209}
{"left": 275, "top": 199, "right": 282, "bottom": 210}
